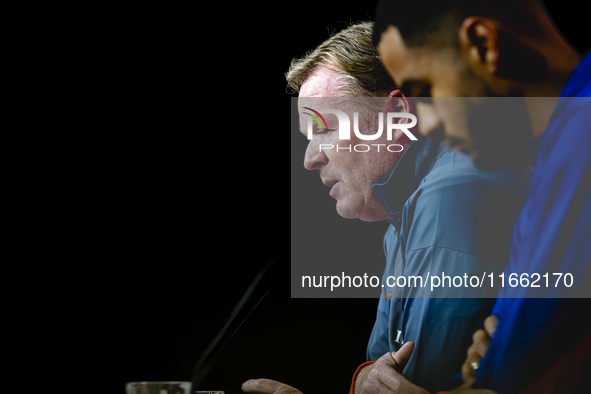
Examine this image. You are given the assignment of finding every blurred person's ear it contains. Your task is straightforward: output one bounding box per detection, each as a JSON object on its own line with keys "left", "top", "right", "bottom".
{"left": 459, "top": 16, "right": 548, "bottom": 85}
{"left": 459, "top": 17, "right": 501, "bottom": 77}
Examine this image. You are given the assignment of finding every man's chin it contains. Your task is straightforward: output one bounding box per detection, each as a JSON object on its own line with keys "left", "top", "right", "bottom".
{"left": 335, "top": 200, "right": 362, "bottom": 220}
{"left": 335, "top": 201, "right": 386, "bottom": 222}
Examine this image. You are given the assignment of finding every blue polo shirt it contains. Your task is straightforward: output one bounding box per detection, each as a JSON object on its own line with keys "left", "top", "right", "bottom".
{"left": 469, "top": 53, "right": 591, "bottom": 394}
{"left": 367, "top": 136, "right": 530, "bottom": 391}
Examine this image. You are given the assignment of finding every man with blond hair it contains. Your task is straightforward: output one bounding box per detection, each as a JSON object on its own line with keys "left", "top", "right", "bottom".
{"left": 243, "top": 21, "right": 529, "bottom": 393}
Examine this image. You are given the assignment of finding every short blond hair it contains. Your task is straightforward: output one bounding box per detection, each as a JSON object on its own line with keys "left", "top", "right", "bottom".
{"left": 285, "top": 21, "right": 397, "bottom": 97}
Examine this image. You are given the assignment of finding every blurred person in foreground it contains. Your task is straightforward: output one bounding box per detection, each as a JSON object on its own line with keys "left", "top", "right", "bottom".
{"left": 373, "top": 0, "right": 591, "bottom": 393}
{"left": 242, "top": 21, "right": 530, "bottom": 394}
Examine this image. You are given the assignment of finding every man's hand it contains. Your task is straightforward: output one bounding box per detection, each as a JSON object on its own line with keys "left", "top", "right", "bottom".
{"left": 354, "top": 342, "right": 429, "bottom": 394}
{"left": 460, "top": 316, "right": 499, "bottom": 387}
{"left": 447, "top": 316, "right": 500, "bottom": 394}
{"left": 242, "top": 378, "right": 303, "bottom": 394}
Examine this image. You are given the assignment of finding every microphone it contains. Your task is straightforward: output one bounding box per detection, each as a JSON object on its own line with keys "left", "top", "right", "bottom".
{"left": 185, "top": 252, "right": 286, "bottom": 391}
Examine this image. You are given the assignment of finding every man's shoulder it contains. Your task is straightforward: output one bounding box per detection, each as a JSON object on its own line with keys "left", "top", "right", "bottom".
{"left": 559, "top": 51, "right": 591, "bottom": 97}
{"left": 415, "top": 150, "right": 531, "bottom": 203}
{"left": 400, "top": 151, "right": 529, "bottom": 257}
{"left": 539, "top": 97, "right": 591, "bottom": 170}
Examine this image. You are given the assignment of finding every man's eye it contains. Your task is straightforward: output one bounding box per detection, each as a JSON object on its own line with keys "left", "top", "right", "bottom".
{"left": 410, "top": 85, "right": 433, "bottom": 103}
{"left": 416, "top": 85, "right": 433, "bottom": 104}
{"left": 401, "top": 81, "right": 433, "bottom": 103}
{"left": 318, "top": 128, "right": 334, "bottom": 135}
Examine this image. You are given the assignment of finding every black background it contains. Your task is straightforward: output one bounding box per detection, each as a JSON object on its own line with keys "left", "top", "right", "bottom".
{"left": 90, "top": 1, "right": 590, "bottom": 394}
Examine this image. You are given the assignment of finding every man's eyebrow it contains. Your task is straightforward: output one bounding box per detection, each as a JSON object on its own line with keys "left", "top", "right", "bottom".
{"left": 297, "top": 122, "right": 337, "bottom": 137}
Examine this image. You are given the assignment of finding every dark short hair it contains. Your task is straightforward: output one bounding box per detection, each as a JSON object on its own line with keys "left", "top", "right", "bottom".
{"left": 373, "top": 0, "right": 541, "bottom": 49}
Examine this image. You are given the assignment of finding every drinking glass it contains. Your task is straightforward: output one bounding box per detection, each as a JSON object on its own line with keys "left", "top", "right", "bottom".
{"left": 125, "top": 381, "right": 223, "bottom": 394}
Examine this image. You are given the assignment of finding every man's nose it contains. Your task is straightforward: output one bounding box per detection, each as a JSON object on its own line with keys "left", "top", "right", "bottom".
{"left": 303, "top": 140, "right": 329, "bottom": 170}
{"left": 416, "top": 102, "right": 442, "bottom": 137}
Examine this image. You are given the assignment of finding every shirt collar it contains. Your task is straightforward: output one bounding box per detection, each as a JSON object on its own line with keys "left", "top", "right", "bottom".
{"left": 371, "top": 136, "right": 451, "bottom": 230}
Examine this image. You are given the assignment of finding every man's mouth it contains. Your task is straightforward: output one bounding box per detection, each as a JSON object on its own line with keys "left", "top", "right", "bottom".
{"left": 323, "top": 179, "right": 339, "bottom": 187}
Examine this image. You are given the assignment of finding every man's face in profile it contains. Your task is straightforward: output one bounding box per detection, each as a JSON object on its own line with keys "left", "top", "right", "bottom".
{"left": 297, "top": 68, "right": 404, "bottom": 222}
{"left": 377, "top": 26, "right": 533, "bottom": 170}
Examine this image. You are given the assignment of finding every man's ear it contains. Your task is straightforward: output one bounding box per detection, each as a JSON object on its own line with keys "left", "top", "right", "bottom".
{"left": 387, "top": 90, "right": 414, "bottom": 124}
{"left": 458, "top": 17, "right": 500, "bottom": 76}
{"left": 459, "top": 16, "right": 547, "bottom": 83}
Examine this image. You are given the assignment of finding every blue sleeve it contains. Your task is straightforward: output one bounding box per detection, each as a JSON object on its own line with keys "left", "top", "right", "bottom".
{"left": 367, "top": 225, "right": 399, "bottom": 361}
{"left": 397, "top": 248, "right": 496, "bottom": 392}
{"left": 366, "top": 296, "right": 390, "bottom": 361}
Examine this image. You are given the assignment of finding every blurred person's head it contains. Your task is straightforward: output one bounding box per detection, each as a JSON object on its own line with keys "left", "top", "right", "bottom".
{"left": 287, "top": 21, "right": 417, "bottom": 222}
{"left": 373, "top": 0, "right": 581, "bottom": 169}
